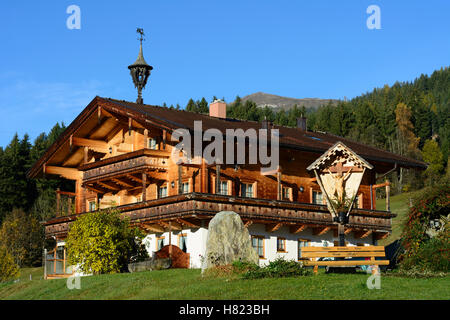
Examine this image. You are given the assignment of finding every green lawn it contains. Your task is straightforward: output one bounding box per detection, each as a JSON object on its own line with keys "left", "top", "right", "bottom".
{"left": 2, "top": 191, "right": 444, "bottom": 300}
{"left": 0, "top": 267, "right": 448, "bottom": 300}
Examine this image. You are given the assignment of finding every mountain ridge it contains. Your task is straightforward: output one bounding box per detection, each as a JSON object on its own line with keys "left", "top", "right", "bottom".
{"left": 240, "top": 92, "right": 338, "bottom": 111}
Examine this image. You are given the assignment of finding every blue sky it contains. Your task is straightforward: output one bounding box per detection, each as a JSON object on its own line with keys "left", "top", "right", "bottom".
{"left": 0, "top": 0, "right": 449, "bottom": 147}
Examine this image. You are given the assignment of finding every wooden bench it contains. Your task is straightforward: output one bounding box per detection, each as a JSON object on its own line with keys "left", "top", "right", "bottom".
{"left": 301, "top": 246, "right": 389, "bottom": 274}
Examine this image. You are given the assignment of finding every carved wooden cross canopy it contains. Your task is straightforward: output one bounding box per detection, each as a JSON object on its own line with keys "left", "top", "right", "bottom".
{"left": 307, "top": 142, "right": 373, "bottom": 172}
{"left": 307, "top": 142, "right": 373, "bottom": 219}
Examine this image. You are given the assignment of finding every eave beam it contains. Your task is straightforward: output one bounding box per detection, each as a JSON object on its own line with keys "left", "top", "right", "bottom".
{"left": 71, "top": 137, "right": 108, "bottom": 151}
{"left": 44, "top": 166, "right": 82, "bottom": 180}
{"left": 289, "top": 224, "right": 308, "bottom": 234}
{"left": 355, "top": 229, "right": 373, "bottom": 239}
{"left": 265, "top": 222, "right": 283, "bottom": 232}
{"left": 313, "top": 226, "right": 331, "bottom": 236}
{"left": 244, "top": 220, "right": 253, "bottom": 228}
{"left": 177, "top": 218, "right": 200, "bottom": 229}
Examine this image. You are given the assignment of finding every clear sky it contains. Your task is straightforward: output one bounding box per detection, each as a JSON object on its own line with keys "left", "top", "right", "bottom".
{"left": 0, "top": 0, "right": 449, "bottom": 147}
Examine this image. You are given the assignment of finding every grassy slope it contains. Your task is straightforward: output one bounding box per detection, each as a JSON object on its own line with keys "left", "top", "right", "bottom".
{"left": 376, "top": 192, "right": 414, "bottom": 246}
{"left": 1, "top": 268, "right": 449, "bottom": 300}
{"left": 2, "top": 191, "right": 446, "bottom": 300}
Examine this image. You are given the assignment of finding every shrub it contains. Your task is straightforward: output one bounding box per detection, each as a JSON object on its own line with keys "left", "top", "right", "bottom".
{"left": 66, "top": 208, "right": 146, "bottom": 275}
{"left": 400, "top": 235, "right": 449, "bottom": 273}
{"left": 399, "top": 179, "right": 450, "bottom": 272}
{"left": 0, "top": 246, "right": 19, "bottom": 282}
{"left": 242, "top": 258, "right": 311, "bottom": 279}
{"left": 231, "top": 260, "right": 259, "bottom": 273}
{"left": 203, "top": 260, "right": 258, "bottom": 279}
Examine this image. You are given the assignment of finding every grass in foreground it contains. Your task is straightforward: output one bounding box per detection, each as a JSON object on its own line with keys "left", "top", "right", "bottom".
{"left": 0, "top": 268, "right": 448, "bottom": 300}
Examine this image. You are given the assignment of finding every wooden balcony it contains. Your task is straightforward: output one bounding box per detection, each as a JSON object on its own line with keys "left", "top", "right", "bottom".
{"left": 79, "top": 149, "right": 170, "bottom": 193}
{"left": 44, "top": 193, "right": 394, "bottom": 240}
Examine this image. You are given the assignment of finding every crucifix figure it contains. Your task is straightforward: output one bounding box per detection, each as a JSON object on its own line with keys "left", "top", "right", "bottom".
{"left": 327, "top": 164, "right": 352, "bottom": 203}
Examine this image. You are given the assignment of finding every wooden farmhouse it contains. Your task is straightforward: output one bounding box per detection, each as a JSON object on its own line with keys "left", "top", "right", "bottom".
{"left": 28, "top": 96, "right": 426, "bottom": 277}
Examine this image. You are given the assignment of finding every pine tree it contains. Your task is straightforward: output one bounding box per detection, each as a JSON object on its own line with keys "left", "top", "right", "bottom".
{"left": 421, "top": 139, "right": 444, "bottom": 185}
{"left": 0, "top": 134, "right": 34, "bottom": 221}
{"left": 185, "top": 98, "right": 197, "bottom": 113}
{"left": 198, "top": 98, "right": 209, "bottom": 114}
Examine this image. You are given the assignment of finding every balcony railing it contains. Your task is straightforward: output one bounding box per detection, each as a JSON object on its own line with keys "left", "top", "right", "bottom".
{"left": 44, "top": 193, "right": 394, "bottom": 239}
{"left": 80, "top": 149, "right": 170, "bottom": 182}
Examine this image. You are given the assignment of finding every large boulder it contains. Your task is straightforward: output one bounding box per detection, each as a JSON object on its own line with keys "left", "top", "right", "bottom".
{"left": 202, "top": 211, "right": 259, "bottom": 271}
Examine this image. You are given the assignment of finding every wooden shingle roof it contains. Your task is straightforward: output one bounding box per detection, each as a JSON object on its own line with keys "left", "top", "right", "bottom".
{"left": 27, "top": 96, "right": 427, "bottom": 178}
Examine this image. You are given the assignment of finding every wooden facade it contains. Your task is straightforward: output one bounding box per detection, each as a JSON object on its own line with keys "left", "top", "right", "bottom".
{"left": 28, "top": 96, "right": 426, "bottom": 259}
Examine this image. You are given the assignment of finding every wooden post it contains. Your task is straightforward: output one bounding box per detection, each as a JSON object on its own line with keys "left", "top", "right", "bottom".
{"left": 338, "top": 223, "right": 345, "bottom": 246}
{"left": 200, "top": 159, "right": 206, "bottom": 193}
{"left": 162, "top": 130, "right": 167, "bottom": 149}
{"left": 369, "top": 185, "right": 373, "bottom": 210}
{"left": 67, "top": 197, "right": 72, "bottom": 215}
{"left": 277, "top": 167, "right": 281, "bottom": 200}
{"left": 178, "top": 165, "right": 183, "bottom": 194}
{"left": 142, "top": 172, "right": 147, "bottom": 202}
{"left": 75, "top": 180, "right": 82, "bottom": 214}
{"left": 63, "top": 247, "right": 66, "bottom": 275}
{"left": 169, "top": 221, "right": 172, "bottom": 259}
{"left": 215, "top": 164, "right": 221, "bottom": 194}
{"left": 56, "top": 188, "right": 61, "bottom": 217}
{"left": 44, "top": 249, "right": 47, "bottom": 279}
{"left": 385, "top": 180, "right": 390, "bottom": 211}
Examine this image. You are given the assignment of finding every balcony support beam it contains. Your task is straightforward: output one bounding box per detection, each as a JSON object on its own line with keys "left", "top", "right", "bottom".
{"left": 290, "top": 224, "right": 308, "bottom": 234}
{"left": 142, "top": 172, "right": 147, "bottom": 201}
{"left": 313, "top": 226, "right": 331, "bottom": 236}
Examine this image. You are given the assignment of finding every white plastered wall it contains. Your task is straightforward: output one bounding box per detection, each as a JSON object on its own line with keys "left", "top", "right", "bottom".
{"left": 141, "top": 222, "right": 372, "bottom": 269}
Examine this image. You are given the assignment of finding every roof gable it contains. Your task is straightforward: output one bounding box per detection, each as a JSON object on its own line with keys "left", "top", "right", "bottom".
{"left": 27, "top": 96, "right": 427, "bottom": 179}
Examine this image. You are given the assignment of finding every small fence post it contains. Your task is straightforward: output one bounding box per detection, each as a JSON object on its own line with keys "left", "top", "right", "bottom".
{"left": 43, "top": 248, "right": 47, "bottom": 280}
{"left": 385, "top": 180, "right": 390, "bottom": 211}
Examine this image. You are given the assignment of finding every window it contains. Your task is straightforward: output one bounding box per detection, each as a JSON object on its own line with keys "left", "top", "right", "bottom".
{"left": 181, "top": 182, "right": 189, "bottom": 194}
{"left": 282, "top": 186, "right": 291, "bottom": 201}
{"left": 251, "top": 236, "right": 264, "bottom": 258}
{"left": 88, "top": 200, "right": 96, "bottom": 212}
{"left": 178, "top": 234, "right": 187, "bottom": 253}
{"left": 241, "top": 183, "right": 254, "bottom": 198}
{"left": 219, "top": 180, "right": 229, "bottom": 195}
{"left": 298, "top": 239, "right": 310, "bottom": 259}
{"left": 312, "top": 190, "right": 323, "bottom": 204}
{"left": 148, "top": 138, "right": 158, "bottom": 150}
{"left": 156, "top": 237, "right": 165, "bottom": 251}
{"left": 158, "top": 185, "right": 168, "bottom": 198}
{"left": 276, "top": 237, "right": 286, "bottom": 252}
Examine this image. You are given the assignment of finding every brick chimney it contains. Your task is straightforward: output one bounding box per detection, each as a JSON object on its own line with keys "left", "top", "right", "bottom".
{"left": 297, "top": 116, "right": 307, "bottom": 131}
{"left": 209, "top": 99, "right": 227, "bottom": 118}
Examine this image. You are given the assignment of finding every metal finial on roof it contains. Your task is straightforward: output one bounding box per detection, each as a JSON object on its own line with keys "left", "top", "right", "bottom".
{"left": 128, "top": 28, "right": 153, "bottom": 104}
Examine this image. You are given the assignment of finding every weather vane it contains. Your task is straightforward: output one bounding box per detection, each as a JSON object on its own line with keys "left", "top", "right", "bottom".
{"left": 136, "top": 28, "right": 145, "bottom": 43}
{"left": 128, "top": 28, "right": 153, "bottom": 104}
